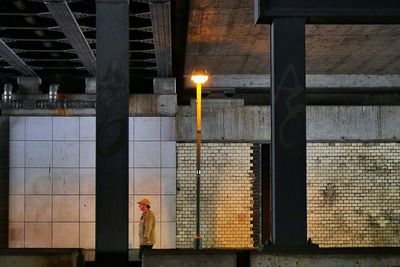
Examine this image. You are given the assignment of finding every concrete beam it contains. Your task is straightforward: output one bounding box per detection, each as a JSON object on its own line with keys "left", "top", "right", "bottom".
{"left": 251, "top": 248, "right": 400, "bottom": 267}
{"left": 144, "top": 250, "right": 236, "bottom": 267}
{"left": 153, "top": 77, "right": 176, "bottom": 95}
{"left": 176, "top": 101, "right": 400, "bottom": 142}
{"left": 184, "top": 74, "right": 400, "bottom": 89}
{"left": 0, "top": 249, "right": 84, "bottom": 267}
{"left": 1, "top": 94, "right": 177, "bottom": 117}
{"left": 17, "top": 77, "right": 42, "bottom": 95}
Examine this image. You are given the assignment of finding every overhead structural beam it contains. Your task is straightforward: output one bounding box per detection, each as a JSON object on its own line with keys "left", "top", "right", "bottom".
{"left": 45, "top": 0, "right": 96, "bottom": 75}
{"left": 255, "top": 0, "right": 400, "bottom": 24}
{"left": 0, "top": 39, "right": 37, "bottom": 76}
{"left": 184, "top": 74, "right": 400, "bottom": 89}
{"left": 150, "top": 0, "right": 172, "bottom": 76}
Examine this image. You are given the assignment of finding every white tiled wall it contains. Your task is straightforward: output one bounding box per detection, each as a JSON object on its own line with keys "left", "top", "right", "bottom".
{"left": 8, "top": 116, "right": 177, "bottom": 249}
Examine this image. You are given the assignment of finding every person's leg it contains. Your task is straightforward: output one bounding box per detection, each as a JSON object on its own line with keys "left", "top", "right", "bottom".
{"left": 142, "top": 245, "right": 153, "bottom": 259}
{"left": 139, "top": 245, "right": 145, "bottom": 260}
{"left": 139, "top": 245, "right": 153, "bottom": 260}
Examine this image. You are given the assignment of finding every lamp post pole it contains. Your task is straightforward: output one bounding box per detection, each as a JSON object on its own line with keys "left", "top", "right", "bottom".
{"left": 191, "top": 69, "right": 208, "bottom": 250}
{"left": 195, "top": 81, "right": 202, "bottom": 249}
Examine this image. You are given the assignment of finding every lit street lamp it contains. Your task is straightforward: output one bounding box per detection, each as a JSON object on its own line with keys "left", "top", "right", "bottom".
{"left": 191, "top": 69, "right": 208, "bottom": 250}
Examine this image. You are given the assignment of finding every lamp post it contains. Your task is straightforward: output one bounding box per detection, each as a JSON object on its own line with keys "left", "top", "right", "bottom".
{"left": 191, "top": 69, "right": 208, "bottom": 250}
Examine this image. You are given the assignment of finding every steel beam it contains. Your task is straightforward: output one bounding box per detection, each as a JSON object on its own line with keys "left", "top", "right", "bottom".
{"left": 270, "top": 17, "right": 307, "bottom": 246}
{"left": 96, "top": 0, "right": 129, "bottom": 266}
{"left": 45, "top": 0, "right": 96, "bottom": 75}
{"left": 150, "top": 0, "right": 172, "bottom": 76}
{"left": 256, "top": 0, "right": 400, "bottom": 24}
{"left": 0, "top": 39, "right": 37, "bottom": 76}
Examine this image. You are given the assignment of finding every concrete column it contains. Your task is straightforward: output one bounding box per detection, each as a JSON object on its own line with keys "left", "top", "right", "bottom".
{"left": 0, "top": 117, "right": 9, "bottom": 248}
{"left": 153, "top": 77, "right": 176, "bottom": 95}
{"left": 270, "top": 17, "right": 307, "bottom": 246}
{"left": 96, "top": 0, "right": 129, "bottom": 265}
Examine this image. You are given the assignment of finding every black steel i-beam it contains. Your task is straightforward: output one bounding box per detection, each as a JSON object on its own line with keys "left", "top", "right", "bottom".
{"left": 255, "top": 0, "right": 400, "bottom": 24}
{"left": 96, "top": 0, "right": 129, "bottom": 266}
{"left": 270, "top": 17, "right": 307, "bottom": 246}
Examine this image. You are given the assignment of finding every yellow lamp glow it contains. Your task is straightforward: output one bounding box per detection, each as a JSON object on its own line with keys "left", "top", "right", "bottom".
{"left": 191, "top": 69, "right": 209, "bottom": 84}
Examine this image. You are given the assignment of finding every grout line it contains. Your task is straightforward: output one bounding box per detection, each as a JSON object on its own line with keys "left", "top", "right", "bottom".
{"left": 51, "top": 116, "right": 53, "bottom": 248}
{"left": 78, "top": 117, "right": 81, "bottom": 248}
{"left": 23, "top": 116, "right": 26, "bottom": 248}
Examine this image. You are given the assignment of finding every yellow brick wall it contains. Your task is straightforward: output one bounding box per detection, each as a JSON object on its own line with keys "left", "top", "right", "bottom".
{"left": 176, "top": 143, "right": 254, "bottom": 248}
{"left": 307, "top": 143, "right": 400, "bottom": 247}
{"left": 177, "top": 142, "right": 400, "bottom": 248}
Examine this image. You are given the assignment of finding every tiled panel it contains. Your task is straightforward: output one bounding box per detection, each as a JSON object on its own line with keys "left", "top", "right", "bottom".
{"left": 161, "top": 222, "right": 176, "bottom": 248}
{"left": 80, "top": 168, "right": 95, "bottom": 194}
{"left": 8, "top": 222, "right": 24, "bottom": 247}
{"left": 129, "top": 168, "right": 133, "bottom": 195}
{"left": 129, "top": 117, "right": 133, "bottom": 141}
{"left": 133, "top": 195, "right": 160, "bottom": 222}
{"left": 134, "top": 117, "right": 160, "bottom": 141}
{"left": 25, "top": 195, "right": 51, "bottom": 221}
{"left": 8, "top": 115, "right": 178, "bottom": 249}
{"left": 129, "top": 222, "right": 133, "bottom": 249}
{"left": 129, "top": 196, "right": 134, "bottom": 222}
{"left": 53, "top": 117, "right": 79, "bottom": 140}
{"left": 161, "top": 141, "right": 176, "bottom": 167}
{"left": 26, "top": 141, "right": 52, "bottom": 168}
{"left": 133, "top": 168, "right": 160, "bottom": 194}
{"left": 9, "top": 168, "right": 24, "bottom": 194}
{"left": 26, "top": 117, "right": 52, "bottom": 140}
{"left": 79, "top": 117, "right": 95, "bottom": 141}
{"left": 133, "top": 141, "right": 160, "bottom": 167}
{"left": 80, "top": 195, "right": 95, "bottom": 222}
{"left": 133, "top": 222, "right": 139, "bottom": 248}
{"left": 53, "top": 141, "right": 79, "bottom": 167}
{"left": 161, "top": 195, "right": 176, "bottom": 222}
{"left": 53, "top": 168, "right": 79, "bottom": 194}
{"left": 80, "top": 222, "right": 95, "bottom": 249}
{"left": 9, "top": 141, "right": 24, "bottom": 167}
{"left": 9, "top": 195, "right": 24, "bottom": 221}
{"left": 9, "top": 117, "right": 25, "bottom": 141}
{"left": 52, "top": 223, "right": 79, "bottom": 247}
{"left": 80, "top": 141, "right": 95, "bottom": 168}
{"left": 25, "top": 222, "right": 51, "bottom": 247}
{"left": 129, "top": 141, "right": 133, "bottom": 168}
{"left": 161, "top": 117, "right": 176, "bottom": 141}
{"left": 53, "top": 195, "right": 79, "bottom": 222}
{"left": 25, "top": 168, "right": 52, "bottom": 194}
{"left": 161, "top": 168, "right": 176, "bottom": 194}
{"left": 153, "top": 223, "right": 161, "bottom": 249}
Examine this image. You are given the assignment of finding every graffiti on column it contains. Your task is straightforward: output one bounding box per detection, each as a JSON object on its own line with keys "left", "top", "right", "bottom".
{"left": 97, "top": 59, "right": 128, "bottom": 156}
{"left": 275, "top": 64, "right": 305, "bottom": 148}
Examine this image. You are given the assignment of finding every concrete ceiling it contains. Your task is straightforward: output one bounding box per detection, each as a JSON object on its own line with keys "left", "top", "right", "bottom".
{"left": 184, "top": 0, "right": 400, "bottom": 76}
{"left": 1, "top": 0, "right": 400, "bottom": 99}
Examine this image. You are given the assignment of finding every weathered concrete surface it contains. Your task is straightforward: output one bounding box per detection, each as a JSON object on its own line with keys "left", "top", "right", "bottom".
{"left": 177, "top": 101, "right": 400, "bottom": 141}
{"left": 0, "top": 249, "right": 84, "bottom": 267}
{"left": 251, "top": 248, "right": 400, "bottom": 267}
{"left": 184, "top": 74, "right": 400, "bottom": 89}
{"left": 177, "top": 100, "right": 269, "bottom": 141}
{"left": 154, "top": 77, "right": 176, "bottom": 95}
{"left": 185, "top": 0, "right": 400, "bottom": 76}
{"left": 143, "top": 250, "right": 236, "bottom": 267}
{"left": 129, "top": 95, "right": 177, "bottom": 116}
{"left": 1, "top": 94, "right": 177, "bottom": 117}
{"left": 306, "top": 106, "right": 400, "bottom": 141}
